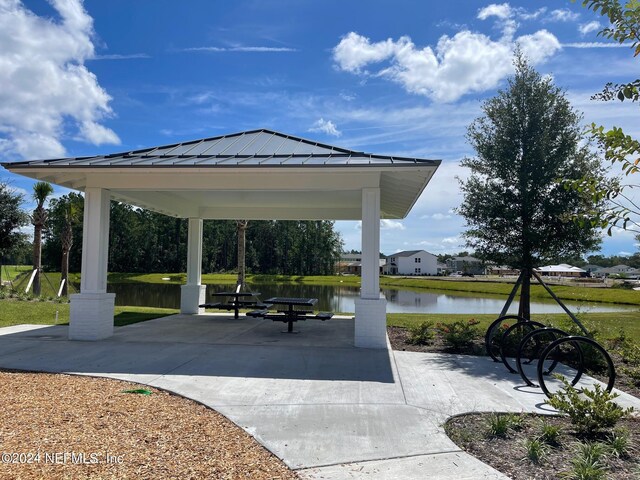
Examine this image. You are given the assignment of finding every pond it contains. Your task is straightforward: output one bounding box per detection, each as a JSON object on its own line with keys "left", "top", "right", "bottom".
{"left": 107, "top": 282, "right": 637, "bottom": 314}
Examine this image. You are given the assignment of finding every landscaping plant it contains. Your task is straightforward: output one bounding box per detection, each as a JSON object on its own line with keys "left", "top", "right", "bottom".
{"left": 436, "top": 318, "right": 481, "bottom": 351}
{"left": 547, "top": 377, "right": 634, "bottom": 436}
{"left": 407, "top": 320, "right": 435, "bottom": 345}
{"left": 523, "top": 437, "right": 548, "bottom": 464}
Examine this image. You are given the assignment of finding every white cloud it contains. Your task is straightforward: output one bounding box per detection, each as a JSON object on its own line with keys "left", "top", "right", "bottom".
{"left": 477, "top": 3, "right": 512, "bottom": 20}
{"left": 332, "top": 22, "right": 560, "bottom": 102}
{"left": 381, "top": 219, "right": 405, "bottom": 230}
{"left": 0, "top": 0, "right": 119, "bottom": 160}
{"left": 309, "top": 118, "right": 342, "bottom": 137}
{"left": 579, "top": 20, "right": 602, "bottom": 36}
{"left": 548, "top": 9, "right": 580, "bottom": 22}
{"left": 91, "top": 53, "right": 150, "bottom": 60}
{"left": 182, "top": 46, "right": 297, "bottom": 53}
{"left": 442, "top": 236, "right": 461, "bottom": 246}
{"left": 562, "top": 42, "right": 627, "bottom": 49}
{"left": 518, "top": 7, "right": 547, "bottom": 20}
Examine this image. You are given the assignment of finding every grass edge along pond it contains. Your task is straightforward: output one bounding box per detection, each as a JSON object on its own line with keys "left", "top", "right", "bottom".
{"left": 110, "top": 272, "right": 640, "bottom": 305}
{"left": 5, "top": 268, "right": 640, "bottom": 306}
{"left": 1, "top": 298, "right": 639, "bottom": 340}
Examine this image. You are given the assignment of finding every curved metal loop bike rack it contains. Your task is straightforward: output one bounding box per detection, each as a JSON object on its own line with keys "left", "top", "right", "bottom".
{"left": 483, "top": 270, "right": 616, "bottom": 396}
{"left": 516, "top": 327, "right": 575, "bottom": 387}
{"left": 536, "top": 336, "right": 616, "bottom": 399}
{"left": 484, "top": 314, "right": 529, "bottom": 363}
{"left": 499, "top": 320, "right": 546, "bottom": 374}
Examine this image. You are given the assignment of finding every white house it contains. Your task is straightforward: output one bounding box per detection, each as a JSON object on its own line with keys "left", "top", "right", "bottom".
{"left": 384, "top": 250, "right": 437, "bottom": 276}
{"left": 536, "top": 264, "right": 587, "bottom": 277}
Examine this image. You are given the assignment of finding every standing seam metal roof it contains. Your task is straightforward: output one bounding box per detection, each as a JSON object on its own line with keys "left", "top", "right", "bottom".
{"left": 1, "top": 129, "right": 440, "bottom": 168}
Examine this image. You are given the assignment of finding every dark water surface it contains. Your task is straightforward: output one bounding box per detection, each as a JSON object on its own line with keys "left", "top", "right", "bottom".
{"left": 107, "top": 282, "right": 636, "bottom": 314}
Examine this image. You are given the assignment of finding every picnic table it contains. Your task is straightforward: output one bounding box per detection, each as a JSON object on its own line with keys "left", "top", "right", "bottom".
{"left": 201, "top": 291, "right": 262, "bottom": 319}
{"left": 264, "top": 297, "right": 319, "bottom": 333}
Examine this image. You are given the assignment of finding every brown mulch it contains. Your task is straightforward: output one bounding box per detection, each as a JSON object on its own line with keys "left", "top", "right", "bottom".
{"left": 0, "top": 370, "right": 298, "bottom": 480}
{"left": 445, "top": 413, "right": 640, "bottom": 480}
{"left": 387, "top": 325, "right": 485, "bottom": 355}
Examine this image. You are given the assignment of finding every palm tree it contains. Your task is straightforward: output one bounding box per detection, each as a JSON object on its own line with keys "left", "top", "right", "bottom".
{"left": 60, "top": 197, "right": 81, "bottom": 297}
{"left": 31, "top": 182, "right": 53, "bottom": 296}
{"left": 236, "top": 220, "right": 248, "bottom": 290}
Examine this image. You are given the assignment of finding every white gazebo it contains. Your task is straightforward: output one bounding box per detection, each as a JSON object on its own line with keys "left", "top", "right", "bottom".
{"left": 3, "top": 129, "right": 440, "bottom": 348}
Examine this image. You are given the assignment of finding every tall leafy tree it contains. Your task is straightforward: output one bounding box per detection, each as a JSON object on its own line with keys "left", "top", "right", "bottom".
{"left": 457, "top": 54, "right": 605, "bottom": 318}
{"left": 0, "top": 182, "right": 29, "bottom": 283}
{"left": 31, "top": 181, "right": 53, "bottom": 295}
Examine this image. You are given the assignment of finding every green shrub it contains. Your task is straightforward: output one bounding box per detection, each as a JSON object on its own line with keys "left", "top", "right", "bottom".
{"left": 548, "top": 377, "right": 634, "bottom": 436}
{"left": 407, "top": 321, "right": 435, "bottom": 345}
{"left": 485, "top": 413, "right": 523, "bottom": 438}
{"left": 539, "top": 421, "right": 561, "bottom": 445}
{"left": 606, "top": 428, "right": 633, "bottom": 459}
{"left": 523, "top": 437, "right": 548, "bottom": 464}
{"left": 436, "top": 319, "right": 481, "bottom": 351}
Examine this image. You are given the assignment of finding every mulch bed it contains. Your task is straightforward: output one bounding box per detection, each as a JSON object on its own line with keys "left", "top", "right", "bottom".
{"left": 0, "top": 369, "right": 298, "bottom": 480}
{"left": 445, "top": 413, "right": 640, "bottom": 480}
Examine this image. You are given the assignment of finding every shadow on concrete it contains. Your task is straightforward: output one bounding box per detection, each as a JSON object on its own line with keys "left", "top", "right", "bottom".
{"left": 0, "top": 316, "right": 395, "bottom": 383}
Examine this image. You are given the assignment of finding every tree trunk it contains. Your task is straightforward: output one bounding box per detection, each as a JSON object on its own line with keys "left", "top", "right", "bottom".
{"left": 518, "top": 267, "right": 531, "bottom": 320}
{"left": 32, "top": 223, "right": 42, "bottom": 296}
{"left": 60, "top": 220, "right": 72, "bottom": 297}
{"left": 236, "top": 220, "right": 248, "bottom": 290}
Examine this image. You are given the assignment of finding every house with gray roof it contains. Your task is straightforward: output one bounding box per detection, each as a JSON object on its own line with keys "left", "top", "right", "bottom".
{"left": 384, "top": 250, "right": 437, "bottom": 276}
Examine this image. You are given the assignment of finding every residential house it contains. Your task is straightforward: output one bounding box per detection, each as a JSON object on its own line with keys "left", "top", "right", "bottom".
{"left": 384, "top": 250, "right": 437, "bottom": 276}
{"left": 446, "top": 256, "right": 485, "bottom": 275}
{"left": 535, "top": 264, "right": 587, "bottom": 277}
{"left": 338, "top": 253, "right": 385, "bottom": 275}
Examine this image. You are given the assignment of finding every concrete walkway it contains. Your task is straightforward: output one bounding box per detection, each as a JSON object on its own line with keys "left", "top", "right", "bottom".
{"left": 1, "top": 315, "right": 639, "bottom": 479}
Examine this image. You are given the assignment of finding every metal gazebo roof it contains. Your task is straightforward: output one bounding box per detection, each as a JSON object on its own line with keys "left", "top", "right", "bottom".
{"left": 2, "top": 129, "right": 441, "bottom": 220}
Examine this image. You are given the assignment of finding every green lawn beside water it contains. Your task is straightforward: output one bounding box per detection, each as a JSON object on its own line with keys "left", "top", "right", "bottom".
{"left": 2, "top": 269, "right": 639, "bottom": 339}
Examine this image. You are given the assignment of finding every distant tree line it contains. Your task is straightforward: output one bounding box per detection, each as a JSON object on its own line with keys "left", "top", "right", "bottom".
{"left": 41, "top": 196, "right": 343, "bottom": 275}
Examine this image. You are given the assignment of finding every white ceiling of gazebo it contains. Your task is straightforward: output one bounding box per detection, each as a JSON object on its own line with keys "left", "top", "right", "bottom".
{"left": 2, "top": 129, "right": 440, "bottom": 220}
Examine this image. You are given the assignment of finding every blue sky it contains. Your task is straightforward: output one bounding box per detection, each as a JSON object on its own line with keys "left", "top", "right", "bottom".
{"left": 1, "top": 0, "right": 638, "bottom": 258}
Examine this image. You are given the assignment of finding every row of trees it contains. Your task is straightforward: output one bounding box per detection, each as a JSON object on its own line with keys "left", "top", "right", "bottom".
{"left": 1, "top": 184, "right": 344, "bottom": 294}
{"left": 42, "top": 197, "right": 343, "bottom": 277}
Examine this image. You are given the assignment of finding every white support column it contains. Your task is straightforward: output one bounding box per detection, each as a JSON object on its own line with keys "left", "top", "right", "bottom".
{"left": 180, "top": 218, "right": 206, "bottom": 314}
{"left": 355, "top": 187, "right": 387, "bottom": 348}
{"left": 69, "top": 188, "right": 115, "bottom": 340}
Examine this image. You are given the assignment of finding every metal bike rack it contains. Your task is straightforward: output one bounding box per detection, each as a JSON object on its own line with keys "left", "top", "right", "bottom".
{"left": 484, "top": 270, "right": 616, "bottom": 398}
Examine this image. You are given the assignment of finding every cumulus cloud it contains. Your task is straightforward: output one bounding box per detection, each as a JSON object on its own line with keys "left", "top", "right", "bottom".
{"left": 548, "top": 9, "right": 580, "bottom": 22}
{"left": 332, "top": 8, "right": 561, "bottom": 102}
{"left": 477, "top": 3, "right": 512, "bottom": 20}
{"left": 0, "top": 0, "right": 119, "bottom": 160}
{"left": 380, "top": 219, "right": 405, "bottom": 230}
{"left": 579, "top": 21, "right": 602, "bottom": 36}
{"left": 309, "top": 118, "right": 342, "bottom": 137}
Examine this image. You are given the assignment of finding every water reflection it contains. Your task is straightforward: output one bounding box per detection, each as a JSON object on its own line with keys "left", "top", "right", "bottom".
{"left": 106, "top": 283, "right": 636, "bottom": 314}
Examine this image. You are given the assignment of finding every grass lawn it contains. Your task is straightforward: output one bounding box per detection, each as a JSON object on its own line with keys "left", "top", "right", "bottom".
{"left": 387, "top": 310, "right": 640, "bottom": 340}
{"left": 1, "top": 297, "right": 638, "bottom": 342}
{"left": 0, "top": 300, "right": 177, "bottom": 328}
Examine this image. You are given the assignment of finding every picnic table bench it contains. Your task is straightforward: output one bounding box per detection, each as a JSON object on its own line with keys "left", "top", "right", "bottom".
{"left": 199, "top": 286, "right": 270, "bottom": 319}
{"left": 263, "top": 297, "right": 333, "bottom": 332}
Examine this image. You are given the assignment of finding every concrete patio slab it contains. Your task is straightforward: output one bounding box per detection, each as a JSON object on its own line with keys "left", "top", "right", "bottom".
{"left": 1, "top": 314, "right": 639, "bottom": 479}
{"left": 297, "top": 452, "right": 510, "bottom": 480}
